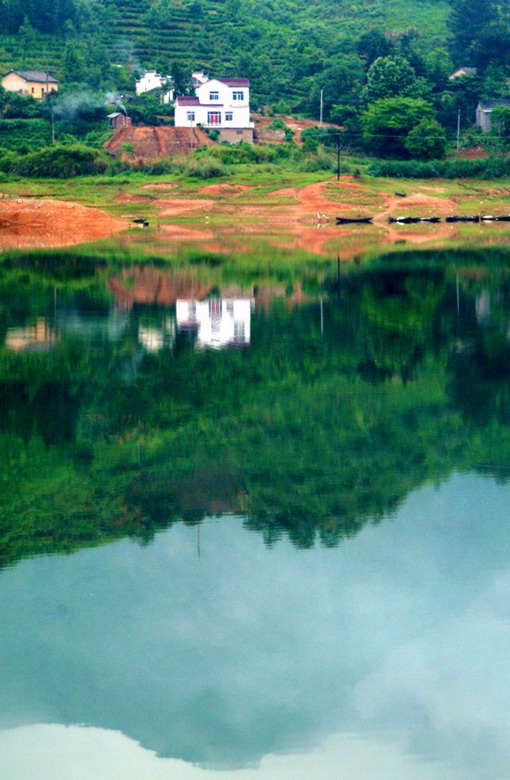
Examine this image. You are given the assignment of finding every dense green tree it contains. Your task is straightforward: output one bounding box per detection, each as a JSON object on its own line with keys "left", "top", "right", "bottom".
{"left": 361, "top": 97, "right": 434, "bottom": 156}
{"left": 362, "top": 56, "right": 417, "bottom": 104}
{"left": 171, "top": 62, "right": 192, "bottom": 96}
{"left": 357, "top": 29, "right": 395, "bottom": 68}
{"left": 482, "top": 64, "right": 510, "bottom": 97}
{"left": 424, "top": 48, "right": 454, "bottom": 92}
{"left": 439, "top": 73, "right": 483, "bottom": 129}
{"left": 470, "top": 22, "right": 510, "bottom": 69}
{"left": 62, "top": 42, "right": 87, "bottom": 85}
{"left": 306, "top": 54, "right": 365, "bottom": 117}
{"left": 489, "top": 105, "right": 510, "bottom": 140}
{"left": 448, "top": 0, "right": 498, "bottom": 64}
{"left": 405, "top": 117, "right": 447, "bottom": 159}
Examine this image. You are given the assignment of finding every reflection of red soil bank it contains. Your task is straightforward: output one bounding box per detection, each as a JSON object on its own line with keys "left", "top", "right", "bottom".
{"left": 108, "top": 267, "right": 213, "bottom": 310}
{"left": 0, "top": 198, "right": 128, "bottom": 249}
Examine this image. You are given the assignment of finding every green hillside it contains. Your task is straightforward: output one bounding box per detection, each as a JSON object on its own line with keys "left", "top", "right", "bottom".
{"left": 0, "top": 0, "right": 449, "bottom": 110}
{"left": 2, "top": 0, "right": 510, "bottom": 162}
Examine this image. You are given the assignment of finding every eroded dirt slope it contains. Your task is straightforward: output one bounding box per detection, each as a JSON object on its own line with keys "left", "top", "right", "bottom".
{"left": 104, "top": 126, "right": 215, "bottom": 161}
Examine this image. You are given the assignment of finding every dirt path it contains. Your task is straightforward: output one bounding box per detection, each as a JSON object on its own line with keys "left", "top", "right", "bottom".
{"left": 0, "top": 198, "right": 129, "bottom": 250}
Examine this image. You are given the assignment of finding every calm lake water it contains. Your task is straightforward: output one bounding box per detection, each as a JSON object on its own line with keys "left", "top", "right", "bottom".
{"left": 2, "top": 245, "right": 510, "bottom": 779}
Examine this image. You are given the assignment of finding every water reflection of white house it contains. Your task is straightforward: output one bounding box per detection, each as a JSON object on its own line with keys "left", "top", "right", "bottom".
{"left": 176, "top": 298, "right": 251, "bottom": 349}
{"left": 5, "top": 318, "right": 59, "bottom": 352}
{"left": 138, "top": 316, "right": 176, "bottom": 352}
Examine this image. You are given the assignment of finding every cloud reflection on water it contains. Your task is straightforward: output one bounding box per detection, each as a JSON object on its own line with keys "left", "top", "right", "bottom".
{"left": 1, "top": 475, "right": 510, "bottom": 778}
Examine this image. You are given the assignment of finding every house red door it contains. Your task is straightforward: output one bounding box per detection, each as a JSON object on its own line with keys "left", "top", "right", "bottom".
{"left": 207, "top": 112, "right": 221, "bottom": 126}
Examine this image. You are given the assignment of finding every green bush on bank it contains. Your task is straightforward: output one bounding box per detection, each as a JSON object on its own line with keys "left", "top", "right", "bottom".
{"left": 366, "top": 156, "right": 510, "bottom": 178}
{"left": 0, "top": 118, "right": 52, "bottom": 152}
{"left": 0, "top": 143, "right": 110, "bottom": 177}
{"left": 183, "top": 155, "right": 227, "bottom": 179}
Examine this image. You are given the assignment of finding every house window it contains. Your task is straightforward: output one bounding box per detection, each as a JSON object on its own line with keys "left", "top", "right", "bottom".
{"left": 233, "top": 91, "right": 244, "bottom": 100}
{"left": 209, "top": 92, "right": 219, "bottom": 101}
{"left": 207, "top": 111, "right": 221, "bottom": 126}
{"left": 233, "top": 321, "right": 245, "bottom": 342}
{"left": 225, "top": 112, "right": 233, "bottom": 121}
{"left": 187, "top": 111, "right": 195, "bottom": 121}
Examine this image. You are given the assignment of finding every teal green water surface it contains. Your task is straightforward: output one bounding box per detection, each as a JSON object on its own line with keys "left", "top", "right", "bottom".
{"left": 1, "top": 246, "right": 510, "bottom": 778}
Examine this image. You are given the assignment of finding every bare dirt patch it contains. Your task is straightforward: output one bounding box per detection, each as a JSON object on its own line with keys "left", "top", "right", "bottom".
{"left": 157, "top": 198, "right": 216, "bottom": 217}
{"left": 198, "top": 184, "right": 257, "bottom": 194}
{"left": 104, "top": 126, "right": 215, "bottom": 162}
{"left": 252, "top": 114, "right": 340, "bottom": 144}
{"left": 0, "top": 198, "right": 129, "bottom": 250}
{"left": 114, "top": 191, "right": 154, "bottom": 203}
{"left": 142, "top": 183, "right": 178, "bottom": 190}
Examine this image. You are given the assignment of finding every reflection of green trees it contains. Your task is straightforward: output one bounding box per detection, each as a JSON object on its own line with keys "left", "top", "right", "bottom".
{"left": 359, "top": 270, "right": 445, "bottom": 382}
{"left": 3, "top": 253, "right": 510, "bottom": 564}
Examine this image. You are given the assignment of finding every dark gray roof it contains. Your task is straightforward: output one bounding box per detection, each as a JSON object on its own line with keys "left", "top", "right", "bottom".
{"left": 5, "top": 70, "right": 59, "bottom": 83}
{"left": 478, "top": 99, "right": 510, "bottom": 109}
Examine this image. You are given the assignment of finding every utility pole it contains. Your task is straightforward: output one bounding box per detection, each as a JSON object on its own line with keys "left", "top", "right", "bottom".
{"left": 456, "top": 109, "right": 461, "bottom": 152}
{"left": 320, "top": 89, "right": 323, "bottom": 127}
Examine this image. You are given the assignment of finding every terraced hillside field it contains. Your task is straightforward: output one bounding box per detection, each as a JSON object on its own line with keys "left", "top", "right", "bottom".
{"left": 0, "top": 0, "right": 449, "bottom": 109}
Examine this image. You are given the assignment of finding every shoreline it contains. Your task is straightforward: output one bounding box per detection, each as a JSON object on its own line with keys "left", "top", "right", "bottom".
{"left": 1, "top": 173, "right": 510, "bottom": 256}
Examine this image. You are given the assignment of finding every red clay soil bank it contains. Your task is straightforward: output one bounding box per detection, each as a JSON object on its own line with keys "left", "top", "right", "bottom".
{"left": 104, "top": 126, "right": 215, "bottom": 161}
{"left": 252, "top": 114, "right": 340, "bottom": 144}
{"left": 0, "top": 198, "right": 129, "bottom": 250}
{"left": 108, "top": 267, "right": 213, "bottom": 310}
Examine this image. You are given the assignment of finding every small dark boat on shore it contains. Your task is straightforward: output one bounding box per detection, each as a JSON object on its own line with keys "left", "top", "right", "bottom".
{"left": 446, "top": 215, "right": 479, "bottom": 223}
{"left": 389, "top": 216, "right": 421, "bottom": 224}
{"left": 336, "top": 216, "right": 373, "bottom": 225}
{"left": 481, "top": 215, "right": 510, "bottom": 222}
{"left": 389, "top": 216, "right": 441, "bottom": 224}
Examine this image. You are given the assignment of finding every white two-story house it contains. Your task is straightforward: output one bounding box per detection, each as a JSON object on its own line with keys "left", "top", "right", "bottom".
{"left": 174, "top": 77, "right": 254, "bottom": 143}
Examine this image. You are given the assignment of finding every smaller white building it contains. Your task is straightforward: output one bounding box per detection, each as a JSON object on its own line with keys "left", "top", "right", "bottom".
{"left": 135, "top": 71, "right": 174, "bottom": 103}
{"left": 174, "top": 77, "right": 254, "bottom": 142}
{"left": 176, "top": 298, "right": 251, "bottom": 349}
{"left": 191, "top": 71, "right": 209, "bottom": 87}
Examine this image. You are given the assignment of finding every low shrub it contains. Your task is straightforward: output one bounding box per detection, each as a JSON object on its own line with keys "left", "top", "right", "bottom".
{"left": 297, "top": 154, "right": 333, "bottom": 172}
{"left": 0, "top": 118, "right": 51, "bottom": 151}
{"left": 0, "top": 149, "right": 22, "bottom": 172}
{"left": 366, "top": 156, "right": 509, "bottom": 178}
{"left": 9, "top": 144, "right": 111, "bottom": 177}
{"left": 184, "top": 156, "right": 226, "bottom": 178}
